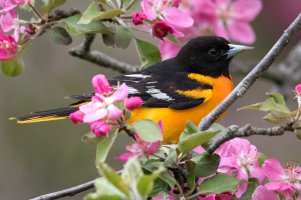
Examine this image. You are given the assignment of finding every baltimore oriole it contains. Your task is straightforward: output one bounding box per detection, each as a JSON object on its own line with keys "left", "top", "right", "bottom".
{"left": 12, "top": 36, "right": 252, "bottom": 143}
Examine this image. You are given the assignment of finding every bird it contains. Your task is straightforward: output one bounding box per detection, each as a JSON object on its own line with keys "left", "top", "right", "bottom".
{"left": 12, "top": 36, "right": 252, "bottom": 143}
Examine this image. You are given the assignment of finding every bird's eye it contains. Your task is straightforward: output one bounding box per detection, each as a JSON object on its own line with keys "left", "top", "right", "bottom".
{"left": 208, "top": 48, "right": 220, "bottom": 57}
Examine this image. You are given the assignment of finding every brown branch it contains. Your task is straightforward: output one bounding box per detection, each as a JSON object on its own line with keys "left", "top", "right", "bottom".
{"left": 68, "top": 34, "right": 139, "bottom": 73}
{"left": 207, "top": 122, "right": 294, "bottom": 154}
{"left": 199, "top": 13, "right": 301, "bottom": 131}
{"left": 30, "top": 180, "right": 95, "bottom": 200}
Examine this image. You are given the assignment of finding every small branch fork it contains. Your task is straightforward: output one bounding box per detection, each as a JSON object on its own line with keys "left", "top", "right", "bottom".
{"left": 33, "top": 12, "right": 301, "bottom": 200}
{"left": 68, "top": 34, "right": 139, "bottom": 73}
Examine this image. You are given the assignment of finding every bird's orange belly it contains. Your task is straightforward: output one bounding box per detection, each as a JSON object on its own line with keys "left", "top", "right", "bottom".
{"left": 128, "top": 76, "right": 234, "bottom": 143}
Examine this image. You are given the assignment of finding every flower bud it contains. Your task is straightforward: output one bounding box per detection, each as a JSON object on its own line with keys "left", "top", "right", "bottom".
{"left": 152, "top": 20, "right": 173, "bottom": 39}
{"left": 92, "top": 74, "right": 113, "bottom": 94}
{"left": 90, "top": 120, "right": 111, "bottom": 137}
{"left": 131, "top": 11, "right": 147, "bottom": 25}
{"left": 295, "top": 84, "right": 301, "bottom": 109}
{"left": 125, "top": 97, "right": 143, "bottom": 110}
{"left": 69, "top": 110, "right": 84, "bottom": 124}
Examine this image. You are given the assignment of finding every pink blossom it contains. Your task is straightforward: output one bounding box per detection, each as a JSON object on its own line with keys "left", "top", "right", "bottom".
{"left": 131, "top": 11, "right": 147, "bottom": 25}
{"left": 0, "top": 0, "right": 25, "bottom": 13}
{"left": 252, "top": 186, "right": 278, "bottom": 200}
{"left": 0, "top": 32, "right": 17, "bottom": 60}
{"left": 198, "top": 192, "right": 232, "bottom": 200}
{"left": 69, "top": 110, "right": 84, "bottom": 124}
{"left": 295, "top": 84, "right": 301, "bottom": 109}
{"left": 116, "top": 134, "right": 161, "bottom": 162}
{"left": 215, "top": 138, "right": 264, "bottom": 198}
{"left": 90, "top": 120, "right": 111, "bottom": 137}
{"left": 152, "top": 20, "right": 173, "bottom": 39}
{"left": 125, "top": 96, "right": 143, "bottom": 110}
{"left": 262, "top": 159, "right": 301, "bottom": 197}
{"left": 141, "top": 0, "right": 193, "bottom": 38}
{"left": 191, "top": 0, "right": 262, "bottom": 44}
{"left": 79, "top": 81, "right": 128, "bottom": 123}
{"left": 116, "top": 121, "right": 162, "bottom": 163}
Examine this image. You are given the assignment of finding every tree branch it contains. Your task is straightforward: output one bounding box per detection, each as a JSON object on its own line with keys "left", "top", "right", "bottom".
{"left": 207, "top": 122, "right": 294, "bottom": 154}
{"left": 199, "top": 13, "right": 301, "bottom": 131}
{"left": 30, "top": 180, "right": 95, "bottom": 200}
{"left": 68, "top": 34, "right": 139, "bottom": 73}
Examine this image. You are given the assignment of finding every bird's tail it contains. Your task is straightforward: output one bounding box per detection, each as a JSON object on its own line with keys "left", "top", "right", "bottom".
{"left": 11, "top": 106, "right": 79, "bottom": 124}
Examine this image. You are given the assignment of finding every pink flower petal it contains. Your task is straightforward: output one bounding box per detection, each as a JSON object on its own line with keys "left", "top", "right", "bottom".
{"left": 262, "top": 159, "right": 286, "bottom": 181}
{"left": 227, "top": 21, "right": 255, "bottom": 44}
{"left": 235, "top": 182, "right": 247, "bottom": 198}
{"left": 110, "top": 83, "right": 128, "bottom": 102}
{"left": 125, "top": 96, "right": 143, "bottom": 110}
{"left": 193, "top": 145, "right": 206, "bottom": 154}
{"left": 69, "top": 110, "right": 84, "bottom": 124}
{"left": 141, "top": 0, "right": 156, "bottom": 20}
{"left": 163, "top": 7, "right": 194, "bottom": 28}
{"left": 231, "top": 0, "right": 262, "bottom": 21}
{"left": 252, "top": 186, "right": 278, "bottom": 200}
{"left": 294, "top": 183, "right": 301, "bottom": 191}
{"left": 295, "top": 84, "right": 301, "bottom": 94}
{"left": 250, "top": 166, "right": 265, "bottom": 184}
{"left": 265, "top": 182, "right": 292, "bottom": 191}
{"left": 107, "top": 104, "right": 123, "bottom": 120}
{"left": 115, "top": 152, "right": 135, "bottom": 162}
{"left": 0, "top": 10, "right": 16, "bottom": 32}
{"left": 83, "top": 108, "right": 107, "bottom": 123}
{"left": 159, "top": 40, "right": 181, "bottom": 60}
{"left": 92, "top": 74, "right": 113, "bottom": 94}
{"left": 90, "top": 120, "right": 111, "bottom": 137}
{"left": 147, "top": 140, "right": 161, "bottom": 155}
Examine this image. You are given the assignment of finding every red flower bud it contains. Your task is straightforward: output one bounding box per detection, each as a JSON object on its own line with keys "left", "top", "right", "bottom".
{"left": 90, "top": 120, "right": 111, "bottom": 137}
{"left": 69, "top": 110, "right": 84, "bottom": 124}
{"left": 132, "top": 11, "right": 147, "bottom": 25}
{"left": 152, "top": 20, "right": 173, "bottom": 39}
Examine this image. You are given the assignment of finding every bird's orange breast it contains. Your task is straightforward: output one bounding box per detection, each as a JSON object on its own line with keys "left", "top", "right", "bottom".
{"left": 128, "top": 75, "right": 234, "bottom": 143}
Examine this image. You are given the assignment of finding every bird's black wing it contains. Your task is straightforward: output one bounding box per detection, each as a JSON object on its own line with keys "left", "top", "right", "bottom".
{"left": 68, "top": 59, "right": 213, "bottom": 110}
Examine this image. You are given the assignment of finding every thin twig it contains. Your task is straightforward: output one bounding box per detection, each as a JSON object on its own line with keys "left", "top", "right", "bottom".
{"left": 199, "top": 13, "right": 301, "bottom": 131}
{"left": 207, "top": 123, "right": 294, "bottom": 154}
{"left": 125, "top": 0, "right": 137, "bottom": 10}
{"left": 68, "top": 34, "right": 139, "bottom": 73}
{"left": 30, "top": 180, "right": 95, "bottom": 200}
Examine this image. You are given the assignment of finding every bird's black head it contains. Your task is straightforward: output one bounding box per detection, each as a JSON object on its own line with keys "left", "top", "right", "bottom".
{"left": 175, "top": 36, "right": 252, "bottom": 77}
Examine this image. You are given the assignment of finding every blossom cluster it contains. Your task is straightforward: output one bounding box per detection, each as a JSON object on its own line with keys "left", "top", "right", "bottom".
{"left": 0, "top": 0, "right": 28, "bottom": 60}
{"left": 69, "top": 74, "right": 143, "bottom": 137}
{"left": 154, "top": 138, "right": 301, "bottom": 200}
{"left": 131, "top": 0, "right": 262, "bottom": 59}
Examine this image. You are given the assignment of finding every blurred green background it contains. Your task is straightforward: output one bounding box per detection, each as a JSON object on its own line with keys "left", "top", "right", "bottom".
{"left": 1, "top": 1, "right": 301, "bottom": 199}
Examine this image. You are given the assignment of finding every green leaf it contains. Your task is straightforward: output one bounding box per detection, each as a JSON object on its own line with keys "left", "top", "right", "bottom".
{"left": 42, "top": 0, "right": 66, "bottom": 13}
{"left": 50, "top": 26, "right": 72, "bottom": 45}
{"left": 79, "top": 1, "right": 124, "bottom": 24}
{"left": 137, "top": 167, "right": 164, "bottom": 196}
{"left": 163, "top": 148, "right": 177, "bottom": 168}
{"left": 236, "top": 178, "right": 259, "bottom": 200}
{"left": 122, "top": 157, "right": 143, "bottom": 185}
{"left": 166, "top": 33, "right": 181, "bottom": 45}
{"left": 96, "top": 130, "right": 118, "bottom": 163}
{"left": 198, "top": 173, "right": 240, "bottom": 194}
{"left": 186, "top": 161, "right": 196, "bottom": 189}
{"left": 263, "top": 111, "right": 290, "bottom": 124}
{"left": 193, "top": 153, "right": 220, "bottom": 177}
{"left": 64, "top": 14, "right": 111, "bottom": 36}
{"left": 102, "top": 27, "right": 132, "bottom": 49}
{"left": 98, "top": 162, "right": 130, "bottom": 196}
{"left": 133, "top": 119, "right": 162, "bottom": 142}
{"left": 143, "top": 164, "right": 176, "bottom": 188}
{"left": 180, "top": 120, "right": 200, "bottom": 141}
{"left": 1, "top": 56, "right": 24, "bottom": 77}
{"left": 86, "top": 178, "right": 125, "bottom": 200}
{"left": 81, "top": 132, "right": 102, "bottom": 145}
{"left": 239, "top": 93, "right": 291, "bottom": 114}
{"left": 135, "top": 39, "right": 161, "bottom": 70}
{"left": 178, "top": 124, "right": 222, "bottom": 153}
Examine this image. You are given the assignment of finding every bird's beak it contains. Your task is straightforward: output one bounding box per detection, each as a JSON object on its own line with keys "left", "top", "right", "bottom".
{"left": 225, "top": 44, "right": 254, "bottom": 59}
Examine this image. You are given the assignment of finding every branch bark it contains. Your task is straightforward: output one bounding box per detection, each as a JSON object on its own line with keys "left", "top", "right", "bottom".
{"left": 30, "top": 180, "right": 95, "bottom": 200}
{"left": 199, "top": 13, "right": 301, "bottom": 131}
{"left": 68, "top": 34, "right": 139, "bottom": 73}
{"left": 207, "top": 122, "right": 294, "bottom": 154}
